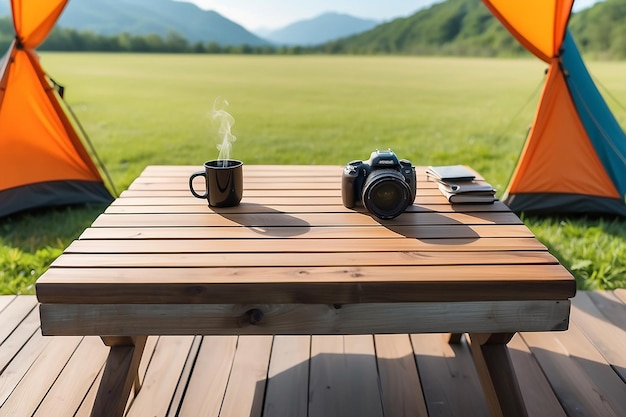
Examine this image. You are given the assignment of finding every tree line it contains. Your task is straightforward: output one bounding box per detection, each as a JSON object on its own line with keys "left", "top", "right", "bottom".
{"left": 0, "top": 20, "right": 307, "bottom": 54}
{"left": 1, "top": 0, "right": 625, "bottom": 59}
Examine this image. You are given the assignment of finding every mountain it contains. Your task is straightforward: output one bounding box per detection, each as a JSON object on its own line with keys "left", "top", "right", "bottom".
{"left": 0, "top": 0, "right": 269, "bottom": 46}
{"left": 321, "top": 0, "right": 522, "bottom": 55}
{"left": 259, "top": 12, "right": 380, "bottom": 46}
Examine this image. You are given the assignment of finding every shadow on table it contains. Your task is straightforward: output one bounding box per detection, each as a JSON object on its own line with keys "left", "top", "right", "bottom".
{"left": 378, "top": 210, "right": 480, "bottom": 242}
{"left": 212, "top": 203, "right": 311, "bottom": 237}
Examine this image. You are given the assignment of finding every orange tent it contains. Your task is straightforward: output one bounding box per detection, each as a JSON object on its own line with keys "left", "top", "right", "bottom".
{"left": 485, "top": 0, "right": 626, "bottom": 217}
{"left": 0, "top": 0, "right": 112, "bottom": 217}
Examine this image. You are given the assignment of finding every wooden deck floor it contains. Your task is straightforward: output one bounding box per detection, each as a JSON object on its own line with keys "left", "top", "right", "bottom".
{"left": 1, "top": 291, "right": 625, "bottom": 417}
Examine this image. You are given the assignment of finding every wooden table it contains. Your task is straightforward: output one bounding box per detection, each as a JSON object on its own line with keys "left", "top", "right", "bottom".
{"left": 36, "top": 165, "right": 576, "bottom": 417}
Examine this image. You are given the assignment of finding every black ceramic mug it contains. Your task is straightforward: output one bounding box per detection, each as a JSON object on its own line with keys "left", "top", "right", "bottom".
{"left": 189, "top": 160, "right": 243, "bottom": 207}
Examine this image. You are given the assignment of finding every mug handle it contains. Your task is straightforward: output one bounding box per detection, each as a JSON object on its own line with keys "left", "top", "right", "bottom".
{"left": 189, "top": 171, "right": 209, "bottom": 199}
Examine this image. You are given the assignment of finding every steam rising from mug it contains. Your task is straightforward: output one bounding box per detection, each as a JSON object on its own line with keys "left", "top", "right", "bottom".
{"left": 212, "top": 97, "right": 237, "bottom": 167}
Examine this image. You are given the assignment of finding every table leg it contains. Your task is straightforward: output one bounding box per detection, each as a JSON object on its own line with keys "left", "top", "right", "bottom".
{"left": 90, "top": 336, "right": 148, "bottom": 417}
{"left": 467, "top": 333, "right": 528, "bottom": 417}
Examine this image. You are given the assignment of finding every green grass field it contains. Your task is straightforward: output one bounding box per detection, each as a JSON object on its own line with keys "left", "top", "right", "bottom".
{"left": 1, "top": 53, "right": 625, "bottom": 293}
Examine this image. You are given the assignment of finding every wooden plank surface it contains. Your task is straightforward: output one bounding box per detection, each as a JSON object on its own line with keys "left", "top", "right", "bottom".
{"left": 309, "top": 335, "right": 384, "bottom": 417}
{"left": 50, "top": 250, "right": 559, "bottom": 268}
{"left": 37, "top": 264, "right": 575, "bottom": 304}
{"left": 374, "top": 334, "right": 429, "bottom": 417}
{"left": 63, "top": 237, "right": 547, "bottom": 253}
{"left": 263, "top": 336, "right": 311, "bottom": 417}
{"left": 108, "top": 196, "right": 508, "bottom": 211}
{"left": 411, "top": 333, "right": 490, "bottom": 416}
{"left": 176, "top": 336, "right": 237, "bottom": 417}
{"left": 1, "top": 293, "right": 625, "bottom": 417}
{"left": 0, "top": 335, "right": 82, "bottom": 417}
{"left": 217, "top": 336, "right": 273, "bottom": 417}
{"left": 36, "top": 164, "right": 573, "bottom": 306}
{"left": 89, "top": 211, "right": 523, "bottom": 228}
{"left": 32, "top": 337, "right": 108, "bottom": 417}
{"left": 77, "top": 224, "right": 537, "bottom": 240}
{"left": 38, "top": 300, "right": 571, "bottom": 336}
{"left": 125, "top": 336, "right": 195, "bottom": 417}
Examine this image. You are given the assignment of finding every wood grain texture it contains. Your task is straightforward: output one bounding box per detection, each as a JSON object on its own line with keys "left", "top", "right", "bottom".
{"left": 177, "top": 335, "right": 238, "bottom": 417}
{"left": 0, "top": 336, "right": 82, "bottom": 417}
{"left": 309, "top": 335, "right": 384, "bottom": 417}
{"left": 38, "top": 300, "right": 571, "bottom": 336}
{"left": 64, "top": 236, "right": 546, "bottom": 254}
{"left": 218, "top": 336, "right": 273, "bottom": 417}
{"left": 374, "top": 334, "right": 429, "bottom": 417}
{"left": 263, "top": 336, "right": 311, "bottom": 417}
{"left": 125, "top": 336, "right": 195, "bottom": 417}
{"left": 32, "top": 337, "right": 108, "bottom": 417}
{"left": 90, "top": 336, "right": 147, "bottom": 417}
{"left": 37, "top": 264, "right": 575, "bottom": 304}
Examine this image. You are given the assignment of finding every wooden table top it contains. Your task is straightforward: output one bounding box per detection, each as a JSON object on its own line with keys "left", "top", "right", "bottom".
{"left": 35, "top": 165, "right": 576, "bottom": 306}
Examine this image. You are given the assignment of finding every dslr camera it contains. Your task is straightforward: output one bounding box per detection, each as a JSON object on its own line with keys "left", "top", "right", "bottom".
{"left": 341, "top": 150, "right": 416, "bottom": 219}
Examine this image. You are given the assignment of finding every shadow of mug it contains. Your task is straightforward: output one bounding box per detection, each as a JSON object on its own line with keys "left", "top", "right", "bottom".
{"left": 189, "top": 160, "right": 243, "bottom": 207}
{"left": 212, "top": 203, "right": 312, "bottom": 237}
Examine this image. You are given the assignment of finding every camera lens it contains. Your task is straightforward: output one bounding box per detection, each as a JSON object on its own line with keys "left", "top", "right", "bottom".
{"left": 361, "top": 169, "right": 411, "bottom": 219}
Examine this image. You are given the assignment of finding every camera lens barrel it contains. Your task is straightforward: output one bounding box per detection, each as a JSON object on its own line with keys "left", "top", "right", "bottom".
{"left": 361, "top": 169, "right": 412, "bottom": 219}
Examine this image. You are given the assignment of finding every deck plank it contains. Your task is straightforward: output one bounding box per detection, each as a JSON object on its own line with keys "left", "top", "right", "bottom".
{"left": 218, "top": 335, "right": 273, "bottom": 417}
{"left": 2, "top": 293, "right": 626, "bottom": 416}
{"left": 411, "top": 333, "right": 490, "bottom": 417}
{"left": 125, "top": 336, "right": 196, "bottom": 417}
{"left": 32, "top": 337, "right": 108, "bottom": 417}
{"left": 0, "top": 297, "right": 15, "bottom": 314}
{"left": 374, "top": 334, "right": 429, "bottom": 417}
{"left": 0, "top": 307, "right": 40, "bottom": 373}
{"left": 507, "top": 334, "right": 567, "bottom": 417}
{"left": 0, "top": 296, "right": 37, "bottom": 345}
{"left": 263, "top": 335, "right": 311, "bottom": 417}
{"left": 570, "top": 292, "right": 626, "bottom": 383}
{"left": 585, "top": 291, "right": 626, "bottom": 331}
{"left": 522, "top": 327, "right": 626, "bottom": 417}
{"left": 0, "top": 335, "right": 82, "bottom": 417}
{"left": 177, "top": 336, "right": 238, "bottom": 417}
{"left": 309, "top": 335, "right": 384, "bottom": 417}
{"left": 0, "top": 331, "right": 52, "bottom": 406}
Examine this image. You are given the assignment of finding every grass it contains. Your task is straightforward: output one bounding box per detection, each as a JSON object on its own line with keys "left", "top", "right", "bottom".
{"left": 1, "top": 53, "right": 625, "bottom": 293}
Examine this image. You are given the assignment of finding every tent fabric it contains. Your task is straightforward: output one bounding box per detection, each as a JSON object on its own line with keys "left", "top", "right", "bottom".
{"left": 11, "top": 0, "right": 69, "bottom": 48}
{"left": 1, "top": 181, "right": 114, "bottom": 218}
{"left": 505, "top": 61, "right": 619, "bottom": 199}
{"left": 504, "top": 193, "right": 626, "bottom": 217}
{"left": 561, "top": 31, "right": 626, "bottom": 198}
{"left": 0, "top": 0, "right": 112, "bottom": 218}
{"left": 485, "top": 0, "right": 626, "bottom": 217}
{"left": 482, "top": 0, "right": 573, "bottom": 62}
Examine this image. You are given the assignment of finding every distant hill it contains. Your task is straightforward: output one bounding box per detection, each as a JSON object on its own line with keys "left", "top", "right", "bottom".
{"left": 0, "top": 0, "right": 270, "bottom": 46}
{"left": 259, "top": 12, "right": 380, "bottom": 46}
{"left": 320, "top": 0, "right": 524, "bottom": 56}
{"left": 568, "top": 0, "right": 626, "bottom": 59}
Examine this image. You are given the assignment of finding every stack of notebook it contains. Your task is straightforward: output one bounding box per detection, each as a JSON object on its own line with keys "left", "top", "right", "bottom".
{"left": 426, "top": 165, "right": 496, "bottom": 204}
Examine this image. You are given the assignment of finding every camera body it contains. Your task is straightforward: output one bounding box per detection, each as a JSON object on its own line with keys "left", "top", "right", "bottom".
{"left": 341, "top": 150, "right": 416, "bottom": 219}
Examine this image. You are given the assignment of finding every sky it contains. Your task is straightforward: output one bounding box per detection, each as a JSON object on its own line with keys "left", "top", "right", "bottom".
{"left": 184, "top": 0, "right": 601, "bottom": 31}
